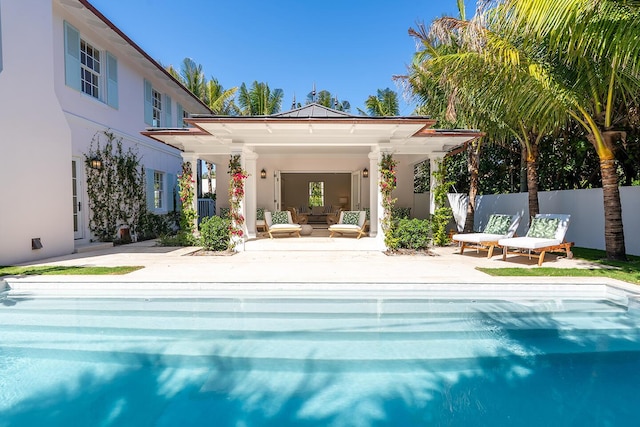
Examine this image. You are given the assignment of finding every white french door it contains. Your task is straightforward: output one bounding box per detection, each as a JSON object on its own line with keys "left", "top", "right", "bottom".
{"left": 72, "top": 160, "right": 84, "bottom": 239}
{"left": 273, "top": 170, "right": 282, "bottom": 211}
{"left": 351, "top": 170, "right": 362, "bottom": 210}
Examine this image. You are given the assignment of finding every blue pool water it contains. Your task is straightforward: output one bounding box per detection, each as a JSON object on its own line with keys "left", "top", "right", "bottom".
{"left": 1, "top": 289, "right": 640, "bottom": 426}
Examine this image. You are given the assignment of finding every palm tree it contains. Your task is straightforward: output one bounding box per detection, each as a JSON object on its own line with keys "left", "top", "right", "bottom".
{"left": 487, "top": 0, "right": 640, "bottom": 260}
{"left": 204, "top": 78, "right": 239, "bottom": 115}
{"left": 306, "top": 89, "right": 351, "bottom": 112}
{"left": 237, "top": 81, "right": 284, "bottom": 115}
{"left": 361, "top": 88, "right": 400, "bottom": 116}
{"left": 172, "top": 58, "right": 206, "bottom": 100}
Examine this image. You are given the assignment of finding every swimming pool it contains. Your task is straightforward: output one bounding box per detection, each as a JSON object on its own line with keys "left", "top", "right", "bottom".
{"left": 1, "top": 283, "right": 639, "bottom": 426}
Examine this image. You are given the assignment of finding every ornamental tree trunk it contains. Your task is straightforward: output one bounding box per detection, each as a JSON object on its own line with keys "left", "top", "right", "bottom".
{"left": 463, "top": 140, "right": 481, "bottom": 233}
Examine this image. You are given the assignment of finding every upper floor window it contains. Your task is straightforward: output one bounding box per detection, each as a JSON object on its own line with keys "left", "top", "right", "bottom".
{"left": 80, "top": 40, "right": 101, "bottom": 98}
{"left": 144, "top": 79, "right": 172, "bottom": 127}
{"left": 152, "top": 88, "right": 162, "bottom": 127}
{"left": 64, "top": 21, "right": 118, "bottom": 108}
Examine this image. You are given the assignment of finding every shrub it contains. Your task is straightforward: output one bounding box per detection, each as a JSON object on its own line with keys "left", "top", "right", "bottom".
{"left": 392, "top": 218, "right": 431, "bottom": 250}
{"left": 138, "top": 212, "right": 171, "bottom": 240}
{"left": 200, "top": 216, "right": 231, "bottom": 251}
{"left": 158, "top": 231, "right": 197, "bottom": 247}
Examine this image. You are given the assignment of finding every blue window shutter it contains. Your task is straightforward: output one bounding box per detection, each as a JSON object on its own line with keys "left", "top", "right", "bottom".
{"left": 63, "top": 21, "right": 81, "bottom": 91}
{"left": 177, "top": 104, "right": 184, "bottom": 127}
{"left": 167, "top": 173, "right": 176, "bottom": 211}
{"left": 146, "top": 168, "right": 155, "bottom": 210}
{"left": 144, "top": 79, "right": 153, "bottom": 125}
{"left": 105, "top": 52, "right": 118, "bottom": 109}
{"left": 164, "top": 94, "right": 172, "bottom": 127}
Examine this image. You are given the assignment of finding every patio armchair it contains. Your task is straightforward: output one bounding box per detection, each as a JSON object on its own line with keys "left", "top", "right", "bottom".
{"left": 264, "top": 211, "right": 302, "bottom": 238}
{"left": 328, "top": 211, "right": 367, "bottom": 239}
{"left": 498, "top": 214, "right": 573, "bottom": 266}
{"left": 287, "top": 207, "right": 308, "bottom": 224}
{"left": 452, "top": 213, "right": 521, "bottom": 258}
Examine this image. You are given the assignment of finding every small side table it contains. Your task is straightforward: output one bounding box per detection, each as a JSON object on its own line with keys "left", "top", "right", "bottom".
{"left": 300, "top": 224, "right": 313, "bottom": 236}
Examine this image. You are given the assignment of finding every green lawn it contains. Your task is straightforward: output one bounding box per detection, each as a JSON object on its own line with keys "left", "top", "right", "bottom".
{"left": 478, "top": 247, "right": 640, "bottom": 285}
{"left": 0, "top": 265, "right": 143, "bottom": 277}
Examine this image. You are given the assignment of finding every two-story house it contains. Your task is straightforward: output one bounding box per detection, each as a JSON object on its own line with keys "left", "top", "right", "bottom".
{"left": 0, "top": 0, "right": 210, "bottom": 264}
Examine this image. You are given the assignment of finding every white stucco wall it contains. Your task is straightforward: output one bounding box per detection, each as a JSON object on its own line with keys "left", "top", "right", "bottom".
{"left": 1, "top": 0, "right": 210, "bottom": 264}
{"left": 0, "top": 0, "right": 74, "bottom": 264}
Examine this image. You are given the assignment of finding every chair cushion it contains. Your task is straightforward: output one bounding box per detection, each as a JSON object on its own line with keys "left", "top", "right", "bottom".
{"left": 342, "top": 211, "right": 360, "bottom": 225}
{"left": 453, "top": 233, "right": 506, "bottom": 243}
{"left": 483, "top": 214, "right": 513, "bottom": 235}
{"left": 526, "top": 217, "right": 559, "bottom": 239}
{"left": 498, "top": 236, "right": 560, "bottom": 249}
{"left": 271, "top": 211, "right": 290, "bottom": 225}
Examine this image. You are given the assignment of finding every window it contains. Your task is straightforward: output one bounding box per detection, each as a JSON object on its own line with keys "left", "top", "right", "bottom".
{"left": 80, "top": 40, "right": 101, "bottom": 98}
{"left": 177, "top": 104, "right": 189, "bottom": 127}
{"left": 154, "top": 171, "right": 164, "bottom": 209}
{"left": 309, "top": 181, "right": 325, "bottom": 207}
{"left": 152, "top": 88, "right": 162, "bottom": 127}
{"left": 414, "top": 160, "right": 431, "bottom": 193}
{"left": 63, "top": 21, "right": 118, "bottom": 108}
{"left": 144, "top": 80, "right": 172, "bottom": 127}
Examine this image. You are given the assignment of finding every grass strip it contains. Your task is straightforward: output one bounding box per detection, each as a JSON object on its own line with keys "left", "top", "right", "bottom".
{"left": 0, "top": 265, "right": 143, "bottom": 277}
{"left": 478, "top": 247, "right": 640, "bottom": 285}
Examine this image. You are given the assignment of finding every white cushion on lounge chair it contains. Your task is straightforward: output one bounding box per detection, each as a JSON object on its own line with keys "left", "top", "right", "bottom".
{"left": 497, "top": 236, "right": 560, "bottom": 249}
{"left": 328, "top": 211, "right": 367, "bottom": 238}
{"left": 498, "top": 214, "right": 572, "bottom": 266}
{"left": 452, "top": 213, "right": 521, "bottom": 257}
{"left": 264, "top": 211, "right": 301, "bottom": 238}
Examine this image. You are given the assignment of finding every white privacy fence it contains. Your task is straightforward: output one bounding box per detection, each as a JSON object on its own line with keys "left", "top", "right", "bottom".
{"left": 447, "top": 187, "right": 640, "bottom": 256}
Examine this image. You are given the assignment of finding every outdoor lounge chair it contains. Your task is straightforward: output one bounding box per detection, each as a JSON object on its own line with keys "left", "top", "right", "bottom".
{"left": 256, "top": 208, "right": 267, "bottom": 233}
{"left": 452, "top": 213, "right": 521, "bottom": 258}
{"left": 328, "top": 211, "right": 367, "bottom": 239}
{"left": 498, "top": 213, "right": 573, "bottom": 266}
{"left": 264, "top": 211, "right": 302, "bottom": 238}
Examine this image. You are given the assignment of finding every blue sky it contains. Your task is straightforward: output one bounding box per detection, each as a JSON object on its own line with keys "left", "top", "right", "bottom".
{"left": 90, "top": 0, "right": 474, "bottom": 115}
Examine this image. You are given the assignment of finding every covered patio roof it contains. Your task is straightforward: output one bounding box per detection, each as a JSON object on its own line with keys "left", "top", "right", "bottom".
{"left": 142, "top": 103, "right": 482, "bottom": 159}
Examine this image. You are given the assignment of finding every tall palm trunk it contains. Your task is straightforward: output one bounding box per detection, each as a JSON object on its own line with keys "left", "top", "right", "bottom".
{"left": 206, "top": 162, "right": 214, "bottom": 194}
{"left": 463, "top": 140, "right": 481, "bottom": 233}
{"left": 598, "top": 131, "right": 627, "bottom": 261}
{"left": 525, "top": 136, "right": 540, "bottom": 222}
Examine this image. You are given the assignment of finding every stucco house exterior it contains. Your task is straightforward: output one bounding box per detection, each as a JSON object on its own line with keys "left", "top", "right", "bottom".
{"left": 0, "top": 0, "right": 210, "bottom": 264}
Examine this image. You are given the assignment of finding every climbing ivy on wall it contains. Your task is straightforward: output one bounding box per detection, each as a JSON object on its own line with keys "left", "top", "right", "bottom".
{"left": 85, "top": 130, "right": 146, "bottom": 242}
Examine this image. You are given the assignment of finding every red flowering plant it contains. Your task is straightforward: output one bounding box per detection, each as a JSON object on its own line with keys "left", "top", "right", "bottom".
{"left": 228, "top": 154, "right": 249, "bottom": 249}
{"left": 379, "top": 153, "right": 398, "bottom": 248}
{"left": 178, "top": 161, "right": 197, "bottom": 237}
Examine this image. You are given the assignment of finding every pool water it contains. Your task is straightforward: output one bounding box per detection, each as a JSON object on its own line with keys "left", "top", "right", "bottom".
{"left": 1, "top": 291, "right": 640, "bottom": 426}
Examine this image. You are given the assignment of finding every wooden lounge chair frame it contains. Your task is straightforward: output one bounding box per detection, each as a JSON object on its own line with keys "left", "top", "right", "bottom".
{"left": 452, "top": 213, "right": 521, "bottom": 258}
{"left": 328, "top": 211, "right": 367, "bottom": 239}
{"left": 264, "top": 211, "right": 302, "bottom": 239}
{"left": 498, "top": 214, "right": 574, "bottom": 266}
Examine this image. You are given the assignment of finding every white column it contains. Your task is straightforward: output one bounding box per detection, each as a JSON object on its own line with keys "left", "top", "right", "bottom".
{"left": 369, "top": 149, "right": 389, "bottom": 251}
{"left": 429, "top": 153, "right": 446, "bottom": 215}
{"left": 242, "top": 149, "right": 258, "bottom": 241}
{"left": 181, "top": 152, "right": 199, "bottom": 234}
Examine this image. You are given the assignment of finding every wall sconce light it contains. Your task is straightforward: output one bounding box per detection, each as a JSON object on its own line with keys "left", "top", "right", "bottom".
{"left": 362, "top": 168, "right": 369, "bottom": 178}
{"left": 90, "top": 157, "right": 102, "bottom": 170}
{"left": 260, "top": 168, "right": 267, "bottom": 179}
